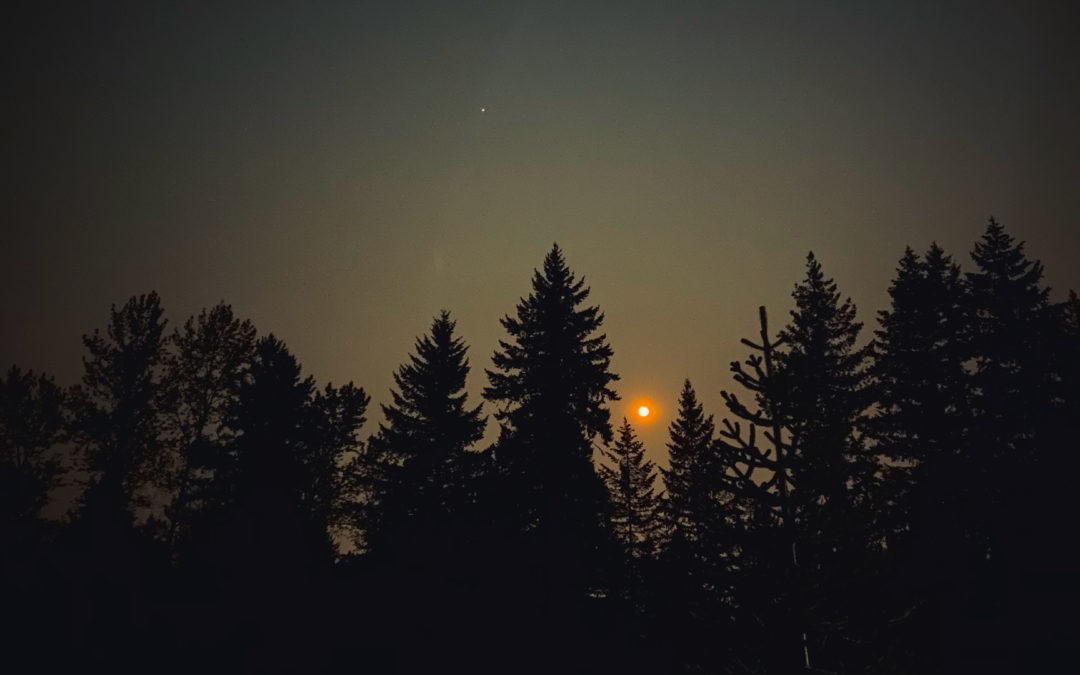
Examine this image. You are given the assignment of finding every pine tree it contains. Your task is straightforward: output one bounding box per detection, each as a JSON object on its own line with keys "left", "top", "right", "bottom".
{"left": 660, "top": 379, "right": 716, "bottom": 549}
{"left": 778, "top": 253, "right": 873, "bottom": 670}
{"left": 718, "top": 253, "right": 873, "bottom": 671}
{"left": 482, "top": 243, "right": 619, "bottom": 631}
{"left": 777, "top": 252, "right": 869, "bottom": 520}
{"left": 483, "top": 244, "right": 618, "bottom": 531}
{"left": 961, "top": 219, "right": 1054, "bottom": 576}
{"left": 364, "top": 310, "right": 485, "bottom": 555}
{"left": 868, "top": 244, "right": 971, "bottom": 547}
{"left": 599, "top": 418, "right": 662, "bottom": 563}
{"left": 966, "top": 218, "right": 1052, "bottom": 462}
{"left": 962, "top": 219, "right": 1066, "bottom": 668}
{"left": 862, "top": 243, "right": 975, "bottom": 669}
{"left": 718, "top": 306, "right": 804, "bottom": 672}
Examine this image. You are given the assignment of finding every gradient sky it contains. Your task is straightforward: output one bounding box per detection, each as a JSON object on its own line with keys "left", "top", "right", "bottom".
{"left": 4, "top": 1, "right": 1079, "bottom": 462}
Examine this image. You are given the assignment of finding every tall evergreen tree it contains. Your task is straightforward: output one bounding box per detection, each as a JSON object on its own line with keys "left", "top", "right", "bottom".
{"left": 660, "top": 379, "right": 716, "bottom": 550}
{"left": 483, "top": 244, "right": 618, "bottom": 534}
{"left": 776, "top": 252, "right": 869, "bottom": 520}
{"left": 482, "top": 243, "right": 619, "bottom": 654}
{"left": 864, "top": 243, "right": 975, "bottom": 670}
{"left": 962, "top": 219, "right": 1065, "bottom": 670}
{"left": 966, "top": 218, "right": 1052, "bottom": 461}
{"left": 364, "top": 310, "right": 485, "bottom": 555}
{"left": 599, "top": 418, "right": 662, "bottom": 564}
{"left": 718, "top": 306, "right": 804, "bottom": 673}
{"left": 777, "top": 252, "right": 873, "bottom": 670}
{"left": 868, "top": 244, "right": 971, "bottom": 547}
{"left": 719, "top": 253, "right": 874, "bottom": 671}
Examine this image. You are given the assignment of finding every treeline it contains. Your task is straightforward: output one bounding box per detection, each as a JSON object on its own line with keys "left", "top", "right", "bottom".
{"left": 2, "top": 219, "right": 1077, "bottom": 673}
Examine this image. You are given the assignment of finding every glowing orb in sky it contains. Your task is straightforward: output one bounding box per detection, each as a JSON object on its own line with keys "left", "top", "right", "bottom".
{"left": 638, "top": 405, "right": 650, "bottom": 418}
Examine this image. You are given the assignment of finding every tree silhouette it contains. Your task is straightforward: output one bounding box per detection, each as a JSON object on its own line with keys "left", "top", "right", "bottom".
{"left": 777, "top": 252, "right": 870, "bottom": 525}
{"left": 660, "top": 379, "right": 716, "bottom": 552}
{"left": 863, "top": 243, "right": 974, "bottom": 669}
{"left": 160, "top": 302, "right": 256, "bottom": 558}
{"left": 482, "top": 243, "right": 619, "bottom": 664}
{"left": 718, "top": 305, "right": 804, "bottom": 672}
{"left": 70, "top": 292, "right": 169, "bottom": 530}
{"left": 311, "top": 380, "right": 370, "bottom": 557}
{"left": 599, "top": 418, "right": 662, "bottom": 579}
{"left": 717, "top": 252, "right": 874, "bottom": 672}
{"left": 212, "top": 335, "right": 323, "bottom": 570}
{"left": 0, "top": 366, "right": 65, "bottom": 539}
{"left": 363, "top": 310, "right": 485, "bottom": 556}
{"left": 960, "top": 219, "right": 1066, "bottom": 670}
{"left": 776, "top": 252, "right": 874, "bottom": 670}
{"left": 868, "top": 244, "right": 970, "bottom": 546}
{"left": 483, "top": 243, "right": 618, "bottom": 536}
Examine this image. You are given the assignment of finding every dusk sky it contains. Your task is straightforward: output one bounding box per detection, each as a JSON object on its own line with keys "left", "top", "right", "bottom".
{"left": 5, "top": 1, "right": 1078, "bottom": 461}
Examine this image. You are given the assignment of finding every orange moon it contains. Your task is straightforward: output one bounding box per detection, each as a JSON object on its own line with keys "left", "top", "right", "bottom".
{"left": 630, "top": 397, "right": 658, "bottom": 423}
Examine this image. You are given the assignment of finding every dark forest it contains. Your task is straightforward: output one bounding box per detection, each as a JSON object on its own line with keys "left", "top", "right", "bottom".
{"left": 2, "top": 219, "right": 1077, "bottom": 673}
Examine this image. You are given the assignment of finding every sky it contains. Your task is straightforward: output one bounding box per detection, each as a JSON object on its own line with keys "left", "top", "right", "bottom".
{"left": 4, "top": 1, "right": 1079, "bottom": 464}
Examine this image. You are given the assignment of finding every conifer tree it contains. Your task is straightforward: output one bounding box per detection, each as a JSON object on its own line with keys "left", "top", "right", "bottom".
{"left": 483, "top": 244, "right": 618, "bottom": 521}
{"left": 868, "top": 244, "right": 971, "bottom": 546}
{"left": 482, "top": 243, "right": 619, "bottom": 611}
{"left": 718, "top": 306, "right": 804, "bottom": 672}
{"left": 966, "top": 218, "right": 1052, "bottom": 462}
{"left": 719, "top": 252, "right": 874, "bottom": 672}
{"left": 776, "top": 252, "right": 869, "bottom": 520}
{"left": 211, "top": 335, "right": 325, "bottom": 574}
{"left": 962, "top": 219, "right": 1067, "bottom": 668}
{"left": 364, "top": 310, "right": 485, "bottom": 555}
{"left": 660, "top": 380, "right": 716, "bottom": 549}
{"left": 777, "top": 253, "right": 873, "bottom": 670}
{"left": 599, "top": 418, "right": 662, "bottom": 562}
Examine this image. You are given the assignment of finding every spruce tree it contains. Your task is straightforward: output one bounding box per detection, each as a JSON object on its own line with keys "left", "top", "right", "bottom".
{"left": 482, "top": 243, "right": 619, "bottom": 625}
{"left": 778, "top": 253, "right": 873, "bottom": 670}
{"left": 868, "top": 244, "right": 970, "bottom": 547}
{"left": 966, "top": 218, "right": 1052, "bottom": 462}
{"left": 483, "top": 244, "right": 618, "bottom": 526}
{"left": 364, "top": 310, "right": 485, "bottom": 556}
{"left": 599, "top": 418, "right": 662, "bottom": 563}
{"left": 718, "top": 252, "right": 874, "bottom": 671}
{"left": 776, "top": 252, "right": 869, "bottom": 520}
{"left": 660, "top": 379, "right": 716, "bottom": 549}
{"left": 963, "top": 219, "right": 1065, "bottom": 668}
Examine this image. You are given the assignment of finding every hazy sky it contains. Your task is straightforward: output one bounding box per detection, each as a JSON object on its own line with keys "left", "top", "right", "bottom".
{"left": 4, "top": 1, "right": 1078, "bottom": 461}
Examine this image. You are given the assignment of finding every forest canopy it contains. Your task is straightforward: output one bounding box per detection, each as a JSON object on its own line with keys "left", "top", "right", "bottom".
{"left": 2, "top": 219, "right": 1077, "bottom": 674}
